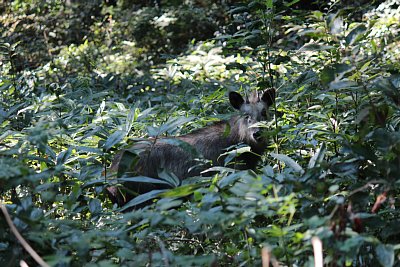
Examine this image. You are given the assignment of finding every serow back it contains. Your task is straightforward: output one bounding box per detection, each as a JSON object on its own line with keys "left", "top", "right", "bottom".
{"left": 107, "top": 88, "right": 276, "bottom": 208}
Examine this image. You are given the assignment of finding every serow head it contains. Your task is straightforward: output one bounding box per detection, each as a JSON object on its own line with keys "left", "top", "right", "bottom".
{"left": 229, "top": 88, "right": 276, "bottom": 143}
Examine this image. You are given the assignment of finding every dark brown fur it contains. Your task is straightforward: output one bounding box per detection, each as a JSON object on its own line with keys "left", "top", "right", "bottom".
{"left": 107, "top": 89, "right": 276, "bottom": 207}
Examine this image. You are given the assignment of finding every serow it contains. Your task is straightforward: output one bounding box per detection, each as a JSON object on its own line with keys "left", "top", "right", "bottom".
{"left": 106, "top": 88, "right": 276, "bottom": 209}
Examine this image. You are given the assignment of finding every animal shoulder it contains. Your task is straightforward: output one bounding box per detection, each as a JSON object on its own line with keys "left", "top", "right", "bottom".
{"left": 180, "top": 120, "right": 229, "bottom": 138}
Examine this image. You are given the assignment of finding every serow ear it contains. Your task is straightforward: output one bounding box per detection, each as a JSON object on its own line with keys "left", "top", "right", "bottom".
{"left": 229, "top": 91, "right": 245, "bottom": 110}
{"left": 261, "top": 88, "right": 276, "bottom": 106}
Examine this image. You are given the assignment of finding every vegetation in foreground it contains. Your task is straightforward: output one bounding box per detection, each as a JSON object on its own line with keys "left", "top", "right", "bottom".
{"left": 0, "top": 0, "right": 400, "bottom": 266}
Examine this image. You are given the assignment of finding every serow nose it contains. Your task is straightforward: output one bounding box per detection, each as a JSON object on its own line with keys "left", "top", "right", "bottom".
{"left": 253, "top": 131, "right": 262, "bottom": 141}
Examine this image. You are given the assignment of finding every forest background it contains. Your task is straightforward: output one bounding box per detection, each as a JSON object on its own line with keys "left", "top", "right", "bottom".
{"left": 1, "top": 0, "right": 400, "bottom": 266}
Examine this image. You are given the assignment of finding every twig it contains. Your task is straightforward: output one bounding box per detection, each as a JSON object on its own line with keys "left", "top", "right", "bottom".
{"left": 261, "top": 246, "right": 280, "bottom": 267}
{"left": 348, "top": 179, "right": 386, "bottom": 197}
{"left": 0, "top": 203, "right": 50, "bottom": 267}
{"left": 261, "top": 246, "right": 270, "bottom": 267}
{"left": 311, "top": 237, "right": 323, "bottom": 267}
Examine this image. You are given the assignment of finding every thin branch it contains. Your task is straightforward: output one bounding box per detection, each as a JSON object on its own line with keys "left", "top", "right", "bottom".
{"left": 311, "top": 237, "right": 323, "bottom": 267}
{"left": 261, "top": 246, "right": 271, "bottom": 267}
{"left": 348, "top": 179, "right": 387, "bottom": 197}
{"left": 261, "top": 246, "right": 280, "bottom": 267}
{"left": 0, "top": 203, "right": 50, "bottom": 267}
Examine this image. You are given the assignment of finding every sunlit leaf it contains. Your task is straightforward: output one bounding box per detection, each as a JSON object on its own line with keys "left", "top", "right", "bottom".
{"left": 298, "top": 43, "right": 335, "bottom": 52}
{"left": 120, "top": 189, "right": 166, "bottom": 211}
{"left": 308, "top": 143, "right": 326, "bottom": 169}
{"left": 160, "top": 183, "right": 203, "bottom": 198}
{"left": 270, "top": 153, "right": 304, "bottom": 174}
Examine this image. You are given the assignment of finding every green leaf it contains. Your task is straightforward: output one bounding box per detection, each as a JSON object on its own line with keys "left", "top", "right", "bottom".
{"left": 218, "top": 172, "right": 243, "bottom": 188}
{"left": 215, "top": 34, "right": 233, "bottom": 40}
{"left": 160, "top": 183, "right": 203, "bottom": 198}
{"left": 103, "top": 130, "right": 125, "bottom": 151}
{"left": 125, "top": 107, "right": 137, "bottom": 134}
{"left": 228, "top": 6, "right": 248, "bottom": 15}
{"left": 148, "top": 116, "right": 193, "bottom": 137}
{"left": 305, "top": 112, "right": 327, "bottom": 120}
{"left": 119, "top": 189, "right": 166, "bottom": 211}
{"left": 220, "top": 145, "right": 251, "bottom": 166}
{"left": 329, "top": 80, "right": 359, "bottom": 91}
{"left": 270, "top": 153, "right": 304, "bottom": 174}
{"left": 332, "top": 63, "right": 355, "bottom": 76}
{"left": 376, "top": 244, "right": 394, "bottom": 267}
{"left": 56, "top": 148, "right": 72, "bottom": 165}
{"left": 88, "top": 198, "right": 101, "bottom": 214}
{"left": 82, "top": 179, "right": 107, "bottom": 188}
{"left": 72, "top": 146, "right": 102, "bottom": 154}
{"left": 201, "top": 166, "right": 235, "bottom": 175}
{"left": 345, "top": 24, "right": 367, "bottom": 45}
{"left": 298, "top": 44, "right": 335, "bottom": 52}
{"left": 295, "top": 70, "right": 318, "bottom": 87}
{"left": 339, "top": 236, "right": 364, "bottom": 253}
{"left": 284, "top": 0, "right": 300, "bottom": 7}
{"left": 320, "top": 66, "right": 335, "bottom": 86}
{"left": 308, "top": 143, "right": 326, "bottom": 169}
{"left": 117, "top": 150, "right": 140, "bottom": 177}
{"left": 158, "top": 170, "right": 181, "bottom": 187}
{"left": 118, "top": 176, "right": 172, "bottom": 186}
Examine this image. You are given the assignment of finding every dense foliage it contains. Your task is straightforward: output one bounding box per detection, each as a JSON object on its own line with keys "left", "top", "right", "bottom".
{"left": 1, "top": 0, "right": 399, "bottom": 266}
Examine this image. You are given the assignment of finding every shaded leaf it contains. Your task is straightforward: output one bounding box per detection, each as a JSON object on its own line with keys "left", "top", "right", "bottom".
{"left": 56, "top": 148, "right": 72, "bottom": 165}
{"left": 218, "top": 172, "right": 244, "bottom": 188}
{"left": 103, "top": 130, "right": 126, "bottom": 151}
{"left": 118, "top": 176, "right": 172, "bottom": 186}
{"left": 117, "top": 150, "right": 140, "bottom": 177}
{"left": 158, "top": 170, "right": 181, "bottom": 187}
{"left": 88, "top": 198, "right": 102, "bottom": 214}
{"left": 376, "top": 244, "right": 394, "bottom": 267}
{"left": 346, "top": 24, "right": 367, "bottom": 45}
